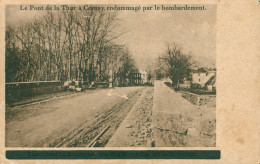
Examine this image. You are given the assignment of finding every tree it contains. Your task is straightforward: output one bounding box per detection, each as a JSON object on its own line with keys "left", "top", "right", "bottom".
{"left": 5, "top": 26, "right": 20, "bottom": 82}
{"left": 5, "top": 9, "right": 136, "bottom": 86}
{"left": 145, "top": 64, "right": 154, "bottom": 82}
{"left": 157, "top": 43, "right": 194, "bottom": 87}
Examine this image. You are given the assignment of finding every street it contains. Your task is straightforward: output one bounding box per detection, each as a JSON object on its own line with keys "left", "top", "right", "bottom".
{"left": 6, "top": 82, "right": 215, "bottom": 147}
{"left": 6, "top": 87, "right": 149, "bottom": 147}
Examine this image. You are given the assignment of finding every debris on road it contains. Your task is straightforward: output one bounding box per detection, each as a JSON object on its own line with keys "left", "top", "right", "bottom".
{"left": 88, "top": 126, "right": 110, "bottom": 147}
{"left": 106, "top": 88, "right": 154, "bottom": 147}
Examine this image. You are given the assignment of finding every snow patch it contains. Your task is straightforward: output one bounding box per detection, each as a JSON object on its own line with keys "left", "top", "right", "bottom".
{"left": 107, "top": 89, "right": 128, "bottom": 99}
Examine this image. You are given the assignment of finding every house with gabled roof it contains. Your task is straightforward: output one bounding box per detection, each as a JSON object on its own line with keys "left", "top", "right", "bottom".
{"left": 205, "top": 74, "right": 216, "bottom": 91}
{"left": 191, "top": 67, "right": 216, "bottom": 88}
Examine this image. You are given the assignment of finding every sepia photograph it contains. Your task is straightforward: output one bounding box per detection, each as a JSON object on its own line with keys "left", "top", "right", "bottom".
{"left": 5, "top": 4, "right": 216, "bottom": 148}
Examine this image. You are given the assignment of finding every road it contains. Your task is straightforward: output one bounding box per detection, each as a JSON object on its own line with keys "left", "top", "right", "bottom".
{"left": 6, "top": 87, "right": 151, "bottom": 147}
{"left": 6, "top": 82, "right": 215, "bottom": 147}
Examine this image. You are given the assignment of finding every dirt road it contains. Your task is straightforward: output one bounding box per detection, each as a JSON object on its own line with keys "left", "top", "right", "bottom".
{"left": 6, "top": 87, "right": 147, "bottom": 147}
{"left": 6, "top": 82, "right": 215, "bottom": 147}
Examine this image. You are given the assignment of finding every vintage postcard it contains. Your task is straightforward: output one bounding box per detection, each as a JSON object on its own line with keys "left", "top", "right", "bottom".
{"left": 0, "top": 0, "right": 259, "bottom": 163}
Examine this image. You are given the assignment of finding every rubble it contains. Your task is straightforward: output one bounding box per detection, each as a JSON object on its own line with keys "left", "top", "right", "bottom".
{"left": 106, "top": 88, "right": 154, "bottom": 147}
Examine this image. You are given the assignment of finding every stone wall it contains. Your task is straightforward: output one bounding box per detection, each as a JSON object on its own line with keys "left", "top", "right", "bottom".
{"left": 180, "top": 91, "right": 216, "bottom": 107}
{"left": 6, "top": 81, "right": 63, "bottom": 103}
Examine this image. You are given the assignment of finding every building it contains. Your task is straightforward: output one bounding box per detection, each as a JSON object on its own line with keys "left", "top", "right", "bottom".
{"left": 129, "top": 73, "right": 141, "bottom": 85}
{"left": 205, "top": 74, "right": 216, "bottom": 91}
{"left": 129, "top": 70, "right": 151, "bottom": 85}
{"left": 139, "top": 70, "right": 150, "bottom": 84}
{"left": 191, "top": 67, "right": 216, "bottom": 88}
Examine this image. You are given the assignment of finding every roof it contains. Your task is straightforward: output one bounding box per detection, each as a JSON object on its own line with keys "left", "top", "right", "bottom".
{"left": 205, "top": 74, "right": 216, "bottom": 85}
{"left": 191, "top": 67, "right": 216, "bottom": 73}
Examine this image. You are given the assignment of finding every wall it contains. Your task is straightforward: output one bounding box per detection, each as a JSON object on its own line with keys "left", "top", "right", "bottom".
{"left": 180, "top": 91, "right": 216, "bottom": 107}
{"left": 6, "top": 81, "right": 63, "bottom": 103}
{"left": 192, "top": 71, "right": 215, "bottom": 86}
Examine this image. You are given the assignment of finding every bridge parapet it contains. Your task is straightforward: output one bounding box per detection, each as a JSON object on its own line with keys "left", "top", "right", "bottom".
{"left": 5, "top": 81, "right": 63, "bottom": 104}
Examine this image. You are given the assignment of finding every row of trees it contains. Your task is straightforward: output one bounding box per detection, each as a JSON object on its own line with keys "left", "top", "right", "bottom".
{"left": 6, "top": 9, "right": 137, "bottom": 84}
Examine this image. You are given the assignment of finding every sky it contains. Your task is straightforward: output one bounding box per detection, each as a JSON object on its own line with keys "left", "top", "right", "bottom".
{"left": 6, "top": 5, "right": 216, "bottom": 70}
{"left": 114, "top": 5, "right": 216, "bottom": 69}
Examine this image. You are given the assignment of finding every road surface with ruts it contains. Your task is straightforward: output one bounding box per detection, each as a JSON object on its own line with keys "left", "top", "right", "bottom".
{"left": 6, "top": 82, "right": 215, "bottom": 147}
{"left": 6, "top": 87, "right": 153, "bottom": 147}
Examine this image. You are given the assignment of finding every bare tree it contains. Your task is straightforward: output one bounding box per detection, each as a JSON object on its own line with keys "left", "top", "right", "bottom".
{"left": 5, "top": 26, "right": 20, "bottom": 82}
{"left": 5, "top": 9, "right": 138, "bottom": 86}
{"left": 157, "top": 43, "right": 194, "bottom": 87}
